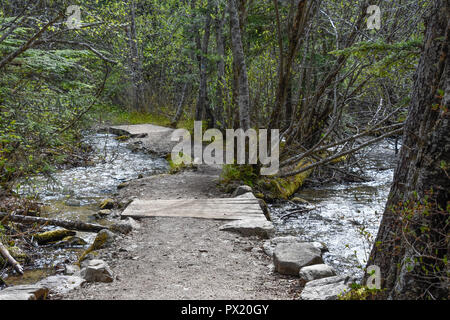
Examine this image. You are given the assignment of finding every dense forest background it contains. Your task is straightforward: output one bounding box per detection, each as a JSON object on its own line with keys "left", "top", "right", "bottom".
{"left": 0, "top": 0, "right": 429, "bottom": 188}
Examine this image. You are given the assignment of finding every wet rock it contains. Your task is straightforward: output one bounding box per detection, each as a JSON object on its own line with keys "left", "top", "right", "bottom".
{"left": 299, "top": 264, "right": 336, "bottom": 282}
{"left": 219, "top": 218, "right": 275, "bottom": 239}
{"left": 33, "top": 229, "right": 76, "bottom": 245}
{"left": 300, "top": 275, "right": 354, "bottom": 300}
{"left": 232, "top": 185, "right": 253, "bottom": 197}
{"left": 0, "top": 285, "right": 48, "bottom": 300}
{"left": 99, "top": 198, "right": 115, "bottom": 209}
{"left": 80, "top": 260, "right": 114, "bottom": 283}
{"left": 263, "top": 236, "right": 304, "bottom": 257}
{"left": 37, "top": 275, "right": 85, "bottom": 295}
{"left": 273, "top": 242, "right": 323, "bottom": 276}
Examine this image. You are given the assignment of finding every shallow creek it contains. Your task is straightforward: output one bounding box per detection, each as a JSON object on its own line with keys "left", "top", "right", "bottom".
{"left": 269, "top": 140, "right": 397, "bottom": 279}
{"left": 4, "top": 133, "right": 168, "bottom": 285}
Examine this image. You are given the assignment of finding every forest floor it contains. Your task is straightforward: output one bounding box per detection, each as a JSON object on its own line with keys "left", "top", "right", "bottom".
{"left": 61, "top": 124, "right": 298, "bottom": 300}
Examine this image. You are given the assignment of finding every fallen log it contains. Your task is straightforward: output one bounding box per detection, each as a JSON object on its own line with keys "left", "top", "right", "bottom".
{"left": 0, "top": 241, "right": 23, "bottom": 275}
{"left": 0, "top": 212, "right": 106, "bottom": 233}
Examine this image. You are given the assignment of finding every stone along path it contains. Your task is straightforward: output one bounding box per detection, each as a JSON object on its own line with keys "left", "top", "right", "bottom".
{"left": 61, "top": 124, "right": 297, "bottom": 300}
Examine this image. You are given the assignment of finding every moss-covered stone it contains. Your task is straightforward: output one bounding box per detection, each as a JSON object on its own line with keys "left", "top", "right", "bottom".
{"left": 99, "top": 198, "right": 115, "bottom": 209}
{"left": 77, "top": 229, "right": 115, "bottom": 264}
{"left": 115, "top": 135, "right": 130, "bottom": 141}
{"left": 33, "top": 229, "right": 76, "bottom": 245}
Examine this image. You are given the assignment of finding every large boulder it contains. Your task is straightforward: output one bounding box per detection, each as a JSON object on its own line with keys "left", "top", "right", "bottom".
{"left": 273, "top": 242, "right": 323, "bottom": 276}
{"left": 263, "top": 236, "right": 304, "bottom": 257}
{"left": 299, "top": 264, "right": 336, "bottom": 282}
{"left": 300, "top": 275, "right": 354, "bottom": 300}
{"left": 0, "top": 285, "right": 48, "bottom": 300}
{"left": 219, "top": 218, "right": 275, "bottom": 239}
{"left": 80, "top": 259, "right": 114, "bottom": 283}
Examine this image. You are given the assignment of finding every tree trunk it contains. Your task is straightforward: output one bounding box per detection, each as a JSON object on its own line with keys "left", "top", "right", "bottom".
{"left": 367, "top": 0, "right": 449, "bottom": 300}
{"left": 194, "top": 2, "right": 214, "bottom": 128}
{"left": 228, "top": 0, "right": 250, "bottom": 131}
{"left": 215, "top": 11, "right": 227, "bottom": 129}
{"left": 127, "top": 0, "right": 146, "bottom": 112}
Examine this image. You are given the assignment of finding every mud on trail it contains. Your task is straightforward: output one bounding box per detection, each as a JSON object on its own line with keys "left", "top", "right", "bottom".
{"left": 61, "top": 128, "right": 297, "bottom": 300}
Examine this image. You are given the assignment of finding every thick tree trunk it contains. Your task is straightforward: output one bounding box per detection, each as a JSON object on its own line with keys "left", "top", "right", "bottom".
{"left": 367, "top": 0, "right": 449, "bottom": 300}
{"left": 228, "top": 0, "right": 250, "bottom": 131}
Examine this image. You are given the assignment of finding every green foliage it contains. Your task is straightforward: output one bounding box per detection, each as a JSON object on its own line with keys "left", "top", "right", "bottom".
{"left": 338, "top": 283, "right": 384, "bottom": 300}
{"left": 220, "top": 164, "right": 258, "bottom": 187}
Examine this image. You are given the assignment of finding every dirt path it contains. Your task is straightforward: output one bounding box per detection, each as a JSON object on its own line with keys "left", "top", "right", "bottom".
{"left": 61, "top": 126, "right": 297, "bottom": 300}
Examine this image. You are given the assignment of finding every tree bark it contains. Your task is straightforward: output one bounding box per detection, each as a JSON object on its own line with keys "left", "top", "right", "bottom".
{"left": 127, "top": 0, "right": 146, "bottom": 112}
{"left": 0, "top": 212, "right": 107, "bottom": 233}
{"left": 367, "top": 0, "right": 449, "bottom": 300}
{"left": 0, "top": 241, "right": 23, "bottom": 275}
{"left": 228, "top": 0, "right": 250, "bottom": 131}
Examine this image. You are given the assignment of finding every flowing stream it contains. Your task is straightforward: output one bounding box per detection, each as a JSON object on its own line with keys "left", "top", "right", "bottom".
{"left": 4, "top": 132, "right": 168, "bottom": 285}
{"left": 269, "top": 139, "right": 397, "bottom": 279}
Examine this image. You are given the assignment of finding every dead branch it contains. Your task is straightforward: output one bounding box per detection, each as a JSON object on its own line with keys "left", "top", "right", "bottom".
{"left": 0, "top": 212, "right": 106, "bottom": 233}
{"left": 0, "top": 241, "right": 23, "bottom": 275}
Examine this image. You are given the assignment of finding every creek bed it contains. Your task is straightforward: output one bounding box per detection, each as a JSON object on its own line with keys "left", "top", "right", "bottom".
{"left": 269, "top": 140, "right": 397, "bottom": 279}
{"left": 3, "top": 132, "right": 169, "bottom": 285}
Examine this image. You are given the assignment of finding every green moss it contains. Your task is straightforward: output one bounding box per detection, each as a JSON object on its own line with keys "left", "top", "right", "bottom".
{"left": 338, "top": 284, "right": 384, "bottom": 300}
{"left": 32, "top": 229, "right": 76, "bottom": 245}
{"left": 220, "top": 164, "right": 258, "bottom": 187}
{"left": 77, "top": 230, "right": 113, "bottom": 265}
{"left": 99, "top": 198, "right": 115, "bottom": 209}
{"left": 263, "top": 159, "right": 313, "bottom": 199}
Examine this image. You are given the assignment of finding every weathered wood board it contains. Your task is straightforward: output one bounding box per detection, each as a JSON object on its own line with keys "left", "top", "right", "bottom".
{"left": 121, "top": 198, "right": 266, "bottom": 220}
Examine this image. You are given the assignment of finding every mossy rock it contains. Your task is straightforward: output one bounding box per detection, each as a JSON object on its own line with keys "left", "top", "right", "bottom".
{"left": 53, "top": 236, "right": 87, "bottom": 248}
{"left": 77, "top": 229, "right": 115, "bottom": 264}
{"left": 99, "top": 198, "right": 115, "bottom": 209}
{"left": 115, "top": 135, "right": 130, "bottom": 141}
{"left": 33, "top": 229, "right": 76, "bottom": 245}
